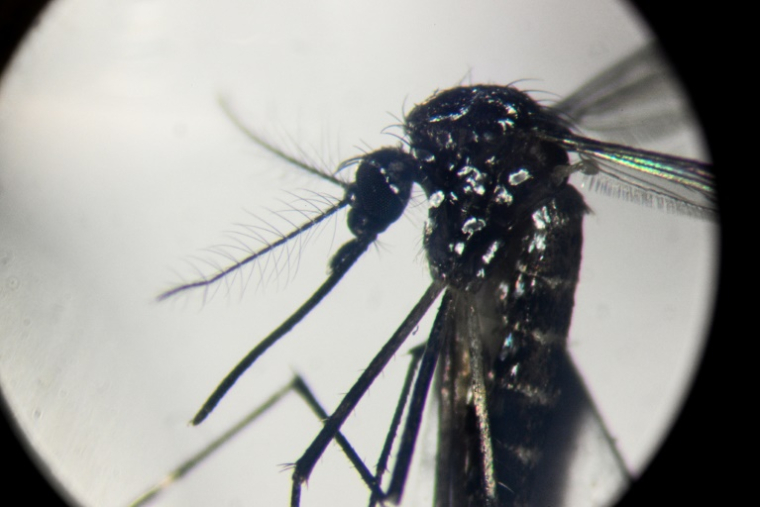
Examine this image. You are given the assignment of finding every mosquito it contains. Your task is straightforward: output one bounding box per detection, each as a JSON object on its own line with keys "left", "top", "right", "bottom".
{"left": 136, "top": 43, "right": 716, "bottom": 507}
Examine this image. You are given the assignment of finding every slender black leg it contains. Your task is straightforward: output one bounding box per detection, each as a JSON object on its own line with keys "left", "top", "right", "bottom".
{"left": 465, "top": 306, "right": 497, "bottom": 507}
{"left": 289, "top": 377, "right": 383, "bottom": 499}
{"left": 129, "top": 374, "right": 385, "bottom": 507}
{"left": 129, "top": 380, "right": 296, "bottom": 507}
{"left": 384, "top": 290, "right": 453, "bottom": 504}
{"left": 368, "top": 345, "right": 426, "bottom": 507}
{"left": 291, "top": 281, "right": 444, "bottom": 507}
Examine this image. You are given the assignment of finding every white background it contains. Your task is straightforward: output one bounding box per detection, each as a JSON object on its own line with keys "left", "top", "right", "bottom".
{"left": 0, "top": 1, "right": 717, "bottom": 506}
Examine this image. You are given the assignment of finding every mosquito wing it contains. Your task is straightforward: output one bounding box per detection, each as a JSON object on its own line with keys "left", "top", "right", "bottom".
{"left": 527, "top": 42, "right": 715, "bottom": 506}
{"left": 545, "top": 43, "right": 716, "bottom": 216}
{"left": 553, "top": 43, "right": 693, "bottom": 144}
{"left": 542, "top": 131, "right": 714, "bottom": 215}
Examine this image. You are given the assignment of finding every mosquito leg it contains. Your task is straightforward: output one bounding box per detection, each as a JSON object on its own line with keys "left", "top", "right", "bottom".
{"left": 291, "top": 281, "right": 444, "bottom": 507}
{"left": 130, "top": 372, "right": 392, "bottom": 507}
{"left": 128, "top": 379, "right": 299, "bottom": 507}
{"left": 288, "top": 376, "right": 384, "bottom": 499}
{"left": 367, "top": 344, "right": 426, "bottom": 507}
{"left": 383, "top": 291, "right": 453, "bottom": 504}
{"left": 466, "top": 306, "right": 498, "bottom": 507}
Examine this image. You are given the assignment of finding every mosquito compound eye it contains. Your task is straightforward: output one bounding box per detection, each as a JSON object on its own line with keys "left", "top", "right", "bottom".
{"left": 346, "top": 148, "right": 417, "bottom": 238}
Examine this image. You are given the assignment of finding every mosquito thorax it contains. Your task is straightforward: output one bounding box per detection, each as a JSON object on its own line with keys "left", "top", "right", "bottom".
{"left": 404, "top": 86, "right": 574, "bottom": 289}
{"left": 346, "top": 147, "right": 417, "bottom": 239}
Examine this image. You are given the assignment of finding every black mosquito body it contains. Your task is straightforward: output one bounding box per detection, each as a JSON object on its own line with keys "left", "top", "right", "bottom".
{"left": 153, "top": 45, "right": 715, "bottom": 507}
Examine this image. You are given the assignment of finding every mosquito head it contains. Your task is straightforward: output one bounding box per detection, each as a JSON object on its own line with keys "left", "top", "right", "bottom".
{"left": 346, "top": 147, "right": 418, "bottom": 239}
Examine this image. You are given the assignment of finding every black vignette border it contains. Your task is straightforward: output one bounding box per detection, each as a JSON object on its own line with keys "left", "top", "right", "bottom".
{"left": 622, "top": 1, "right": 732, "bottom": 505}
